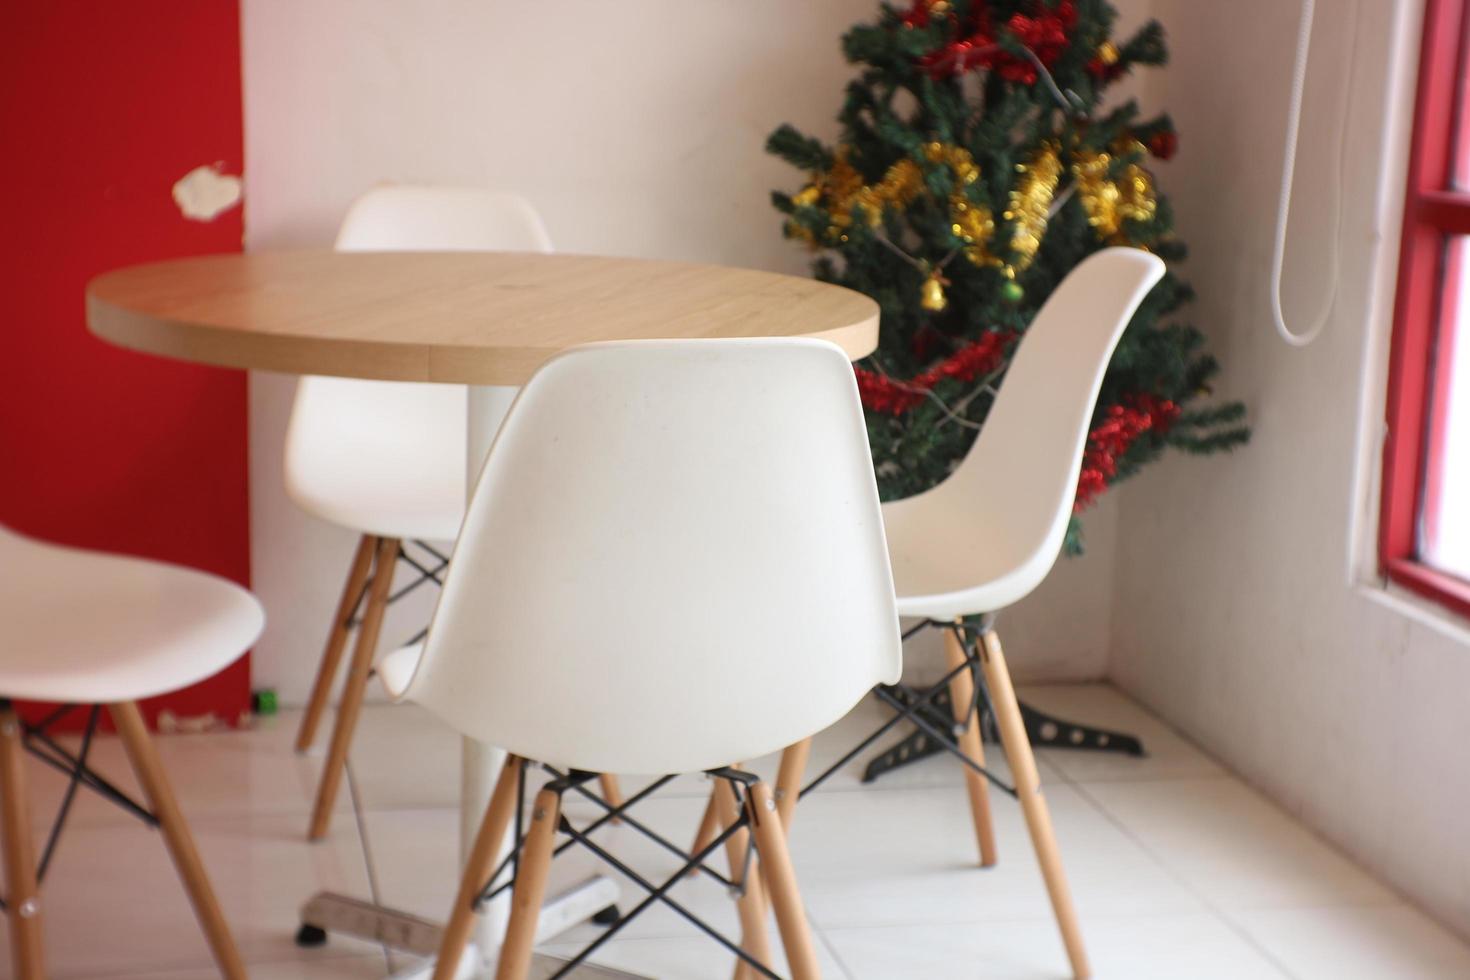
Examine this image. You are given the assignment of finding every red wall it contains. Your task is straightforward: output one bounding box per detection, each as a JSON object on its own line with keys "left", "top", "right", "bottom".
{"left": 0, "top": 2, "right": 251, "bottom": 725}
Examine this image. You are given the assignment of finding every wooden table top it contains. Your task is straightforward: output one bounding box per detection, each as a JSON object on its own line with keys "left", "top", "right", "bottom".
{"left": 86, "top": 250, "right": 880, "bottom": 384}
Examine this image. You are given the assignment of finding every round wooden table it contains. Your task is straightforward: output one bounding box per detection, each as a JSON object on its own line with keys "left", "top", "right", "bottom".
{"left": 88, "top": 250, "right": 878, "bottom": 384}
{"left": 87, "top": 249, "right": 879, "bottom": 979}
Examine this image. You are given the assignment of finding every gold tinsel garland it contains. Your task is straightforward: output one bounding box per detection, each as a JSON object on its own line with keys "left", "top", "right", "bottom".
{"left": 788, "top": 142, "right": 984, "bottom": 246}
{"left": 1072, "top": 139, "right": 1158, "bottom": 242}
{"left": 1003, "top": 141, "right": 1063, "bottom": 271}
{"left": 787, "top": 136, "right": 1159, "bottom": 310}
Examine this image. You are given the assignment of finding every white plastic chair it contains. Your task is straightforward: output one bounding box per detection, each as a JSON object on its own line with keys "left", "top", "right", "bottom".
{"left": 882, "top": 247, "right": 1167, "bottom": 621}
{"left": 378, "top": 339, "right": 901, "bottom": 980}
{"left": 287, "top": 186, "right": 559, "bottom": 840}
{"left": 732, "top": 248, "right": 1166, "bottom": 980}
{"left": 0, "top": 524, "right": 263, "bottom": 979}
{"left": 886, "top": 249, "right": 1163, "bottom": 979}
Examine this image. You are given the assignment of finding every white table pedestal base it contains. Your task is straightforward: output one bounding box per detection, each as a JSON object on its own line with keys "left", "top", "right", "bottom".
{"left": 299, "top": 875, "right": 634, "bottom": 978}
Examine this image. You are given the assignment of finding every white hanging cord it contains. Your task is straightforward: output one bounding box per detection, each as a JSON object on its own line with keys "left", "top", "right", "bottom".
{"left": 1271, "top": 0, "right": 1349, "bottom": 347}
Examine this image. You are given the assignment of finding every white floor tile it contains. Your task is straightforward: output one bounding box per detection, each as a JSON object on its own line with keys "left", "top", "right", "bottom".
{"left": 355, "top": 805, "right": 460, "bottom": 923}
{"left": 539, "top": 931, "right": 851, "bottom": 980}
{"left": 1232, "top": 904, "right": 1470, "bottom": 979}
{"left": 1080, "top": 778, "right": 1399, "bottom": 910}
{"left": 343, "top": 703, "right": 465, "bottom": 812}
{"left": 364, "top": 794, "right": 754, "bottom": 945}
{"left": 0, "top": 813, "right": 373, "bottom": 979}
{"left": 1019, "top": 683, "right": 1226, "bottom": 783}
{"left": 95, "top": 954, "right": 390, "bottom": 979}
{"left": 8, "top": 684, "right": 1467, "bottom": 980}
{"left": 788, "top": 784, "right": 1202, "bottom": 929}
{"left": 822, "top": 913, "right": 1289, "bottom": 979}
{"left": 21, "top": 710, "right": 349, "bottom": 832}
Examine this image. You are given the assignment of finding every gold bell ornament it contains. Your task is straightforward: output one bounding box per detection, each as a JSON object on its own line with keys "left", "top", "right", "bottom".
{"left": 920, "top": 268, "right": 950, "bottom": 312}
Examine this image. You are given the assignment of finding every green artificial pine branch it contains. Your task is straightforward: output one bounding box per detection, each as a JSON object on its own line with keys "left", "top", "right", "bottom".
{"left": 765, "top": 125, "right": 832, "bottom": 171}
{"left": 1120, "top": 20, "right": 1168, "bottom": 66}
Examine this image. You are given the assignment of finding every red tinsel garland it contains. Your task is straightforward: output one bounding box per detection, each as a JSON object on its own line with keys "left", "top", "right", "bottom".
{"left": 900, "top": 0, "right": 938, "bottom": 28}
{"left": 855, "top": 332, "right": 1013, "bottom": 416}
{"left": 859, "top": 339, "right": 1180, "bottom": 510}
{"left": 1147, "top": 130, "right": 1178, "bottom": 160}
{"left": 1004, "top": 1, "right": 1076, "bottom": 79}
{"left": 914, "top": 0, "right": 1077, "bottom": 84}
{"left": 1073, "top": 394, "right": 1181, "bottom": 511}
{"left": 1085, "top": 55, "right": 1125, "bottom": 82}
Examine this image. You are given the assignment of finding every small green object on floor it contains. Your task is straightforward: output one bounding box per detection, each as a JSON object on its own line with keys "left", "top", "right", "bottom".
{"left": 252, "top": 689, "right": 278, "bottom": 716}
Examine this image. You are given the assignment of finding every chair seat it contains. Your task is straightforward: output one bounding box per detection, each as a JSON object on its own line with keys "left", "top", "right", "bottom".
{"left": 882, "top": 490, "right": 1055, "bottom": 621}
{"left": 0, "top": 528, "right": 264, "bottom": 704}
{"left": 377, "top": 642, "right": 423, "bottom": 699}
{"left": 284, "top": 377, "right": 467, "bottom": 542}
{"left": 288, "top": 459, "right": 465, "bottom": 542}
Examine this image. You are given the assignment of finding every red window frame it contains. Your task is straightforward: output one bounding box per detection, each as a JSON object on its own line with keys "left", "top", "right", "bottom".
{"left": 1381, "top": 0, "right": 1470, "bottom": 618}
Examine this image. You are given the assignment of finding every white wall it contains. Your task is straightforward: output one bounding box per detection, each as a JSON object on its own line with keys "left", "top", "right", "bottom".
{"left": 240, "top": 0, "right": 1131, "bottom": 704}
{"left": 240, "top": 0, "right": 1470, "bottom": 940}
{"left": 1111, "top": 0, "right": 1470, "bottom": 939}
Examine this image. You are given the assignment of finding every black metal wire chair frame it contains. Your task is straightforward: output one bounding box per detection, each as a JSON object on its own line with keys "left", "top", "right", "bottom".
{"left": 799, "top": 617, "right": 1021, "bottom": 805}
{"left": 0, "top": 701, "right": 159, "bottom": 911}
{"left": 468, "top": 762, "right": 787, "bottom": 980}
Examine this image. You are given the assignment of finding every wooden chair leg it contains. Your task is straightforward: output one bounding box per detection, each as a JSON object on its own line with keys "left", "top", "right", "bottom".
{"left": 747, "top": 781, "right": 821, "bottom": 980}
{"left": 687, "top": 785, "right": 720, "bottom": 876}
{"left": 296, "top": 534, "right": 377, "bottom": 753}
{"left": 774, "top": 738, "right": 811, "bottom": 829}
{"left": 946, "top": 623, "right": 998, "bottom": 867}
{"left": 309, "top": 535, "right": 399, "bottom": 840}
{"left": 111, "top": 701, "right": 246, "bottom": 980}
{"left": 694, "top": 734, "right": 807, "bottom": 877}
{"left": 434, "top": 756, "right": 523, "bottom": 980}
{"left": 714, "top": 778, "right": 771, "bottom": 980}
{"left": 0, "top": 704, "right": 44, "bottom": 980}
{"left": 980, "top": 630, "right": 1090, "bottom": 980}
{"left": 494, "top": 787, "right": 561, "bottom": 980}
{"left": 599, "top": 773, "right": 625, "bottom": 823}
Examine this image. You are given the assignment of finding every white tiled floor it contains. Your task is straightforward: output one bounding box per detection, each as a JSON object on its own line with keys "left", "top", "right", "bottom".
{"left": 3, "top": 684, "right": 1469, "bottom": 979}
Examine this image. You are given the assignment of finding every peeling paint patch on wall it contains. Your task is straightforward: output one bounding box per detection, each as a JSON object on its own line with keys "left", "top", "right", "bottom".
{"left": 173, "top": 162, "right": 242, "bottom": 221}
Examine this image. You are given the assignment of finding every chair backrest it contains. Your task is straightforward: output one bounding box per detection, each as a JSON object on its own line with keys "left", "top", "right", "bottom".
{"left": 933, "top": 247, "right": 1166, "bottom": 591}
{"left": 334, "top": 186, "right": 553, "bottom": 254}
{"left": 284, "top": 187, "right": 553, "bottom": 523}
{"left": 396, "top": 339, "right": 902, "bottom": 775}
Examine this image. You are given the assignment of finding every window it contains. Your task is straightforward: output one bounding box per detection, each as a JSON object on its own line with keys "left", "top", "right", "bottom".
{"left": 1381, "top": 0, "right": 1470, "bottom": 616}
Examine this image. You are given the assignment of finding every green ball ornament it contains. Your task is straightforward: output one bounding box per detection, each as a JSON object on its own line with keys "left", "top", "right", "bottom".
{"left": 1001, "top": 280, "right": 1024, "bottom": 304}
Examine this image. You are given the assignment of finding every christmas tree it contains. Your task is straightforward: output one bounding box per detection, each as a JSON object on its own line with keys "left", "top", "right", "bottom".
{"left": 768, "top": 0, "right": 1248, "bottom": 551}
